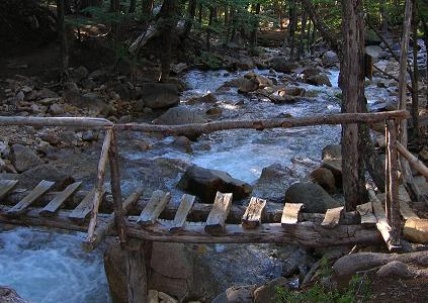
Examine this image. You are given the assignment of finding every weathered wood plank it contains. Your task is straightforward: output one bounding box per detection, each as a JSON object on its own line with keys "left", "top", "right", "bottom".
{"left": 170, "top": 194, "right": 195, "bottom": 232}
{"left": 205, "top": 192, "right": 233, "bottom": 235}
{"left": 398, "top": 185, "right": 419, "bottom": 220}
{"left": 281, "top": 203, "right": 304, "bottom": 226}
{"left": 356, "top": 202, "right": 377, "bottom": 227}
{"left": 6, "top": 180, "right": 55, "bottom": 216}
{"left": 68, "top": 189, "right": 99, "bottom": 222}
{"left": 0, "top": 180, "right": 18, "bottom": 200}
{"left": 137, "top": 190, "right": 171, "bottom": 225}
{"left": 40, "top": 182, "right": 82, "bottom": 216}
{"left": 321, "top": 206, "right": 344, "bottom": 229}
{"left": 369, "top": 189, "right": 400, "bottom": 251}
{"left": 241, "top": 197, "right": 266, "bottom": 229}
{"left": 83, "top": 187, "right": 143, "bottom": 252}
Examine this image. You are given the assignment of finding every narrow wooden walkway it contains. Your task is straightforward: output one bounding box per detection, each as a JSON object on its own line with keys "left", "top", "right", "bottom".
{"left": 0, "top": 179, "right": 420, "bottom": 251}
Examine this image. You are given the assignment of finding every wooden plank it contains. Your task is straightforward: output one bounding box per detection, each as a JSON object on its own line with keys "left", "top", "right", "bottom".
{"left": 0, "top": 180, "right": 18, "bottom": 200}
{"left": 137, "top": 190, "right": 171, "bottom": 226}
{"left": 205, "top": 192, "right": 233, "bottom": 235}
{"left": 369, "top": 189, "right": 400, "bottom": 252}
{"left": 170, "top": 194, "right": 195, "bottom": 232}
{"left": 281, "top": 203, "right": 304, "bottom": 226}
{"left": 356, "top": 202, "right": 377, "bottom": 227}
{"left": 321, "top": 206, "right": 344, "bottom": 229}
{"left": 68, "top": 189, "right": 99, "bottom": 222}
{"left": 6, "top": 180, "right": 55, "bottom": 216}
{"left": 40, "top": 182, "right": 82, "bottom": 216}
{"left": 241, "top": 197, "right": 266, "bottom": 229}
{"left": 398, "top": 185, "right": 419, "bottom": 220}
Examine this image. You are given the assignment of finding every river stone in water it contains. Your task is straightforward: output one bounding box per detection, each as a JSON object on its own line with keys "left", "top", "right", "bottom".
{"left": 284, "top": 182, "right": 342, "bottom": 213}
{"left": 212, "top": 285, "right": 255, "bottom": 303}
{"left": 253, "top": 277, "right": 288, "bottom": 303}
{"left": 269, "top": 57, "right": 299, "bottom": 73}
{"left": 177, "top": 165, "right": 252, "bottom": 203}
{"left": 10, "top": 144, "right": 43, "bottom": 173}
{"left": 309, "top": 167, "right": 336, "bottom": 194}
{"left": 152, "top": 107, "right": 208, "bottom": 125}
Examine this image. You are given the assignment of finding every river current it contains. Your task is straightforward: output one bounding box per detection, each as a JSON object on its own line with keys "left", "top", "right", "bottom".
{"left": 0, "top": 66, "right": 367, "bottom": 302}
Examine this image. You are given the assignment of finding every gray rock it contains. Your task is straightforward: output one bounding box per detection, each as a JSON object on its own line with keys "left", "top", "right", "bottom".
{"left": 177, "top": 165, "right": 253, "bottom": 203}
{"left": 71, "top": 66, "right": 89, "bottom": 82}
{"left": 306, "top": 74, "right": 332, "bottom": 87}
{"left": 269, "top": 57, "right": 299, "bottom": 73}
{"left": 254, "top": 277, "right": 288, "bottom": 303}
{"left": 321, "top": 51, "right": 339, "bottom": 67}
{"left": 139, "top": 83, "right": 180, "bottom": 109}
{"left": 49, "top": 103, "right": 64, "bottom": 115}
{"left": 153, "top": 107, "right": 208, "bottom": 125}
{"left": 37, "top": 88, "right": 59, "bottom": 99}
{"left": 322, "top": 144, "right": 341, "bottom": 160}
{"left": 365, "top": 45, "right": 383, "bottom": 60}
{"left": 212, "top": 285, "right": 255, "bottom": 303}
{"left": 10, "top": 144, "right": 43, "bottom": 173}
{"left": 18, "top": 164, "right": 75, "bottom": 190}
{"left": 376, "top": 261, "right": 414, "bottom": 278}
{"left": 309, "top": 167, "right": 336, "bottom": 194}
{"left": 284, "top": 182, "right": 342, "bottom": 213}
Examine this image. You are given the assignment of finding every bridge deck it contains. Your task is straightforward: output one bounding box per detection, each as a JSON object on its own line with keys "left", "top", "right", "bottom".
{"left": 0, "top": 178, "right": 417, "bottom": 251}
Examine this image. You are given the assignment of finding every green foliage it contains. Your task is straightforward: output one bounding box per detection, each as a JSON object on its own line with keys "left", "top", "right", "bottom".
{"left": 197, "top": 51, "right": 223, "bottom": 69}
{"left": 275, "top": 256, "right": 370, "bottom": 303}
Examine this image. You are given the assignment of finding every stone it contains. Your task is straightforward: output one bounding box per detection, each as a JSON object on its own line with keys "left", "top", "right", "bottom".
{"left": 253, "top": 164, "right": 300, "bottom": 203}
{"left": 322, "top": 144, "right": 341, "bottom": 160}
{"left": 118, "top": 115, "right": 133, "bottom": 123}
{"left": 39, "top": 133, "right": 61, "bottom": 146}
{"left": 376, "top": 261, "right": 414, "bottom": 278}
{"left": 254, "top": 277, "right": 288, "bottom": 303}
{"left": 212, "top": 285, "right": 255, "bottom": 303}
{"left": 403, "top": 218, "right": 428, "bottom": 243}
{"left": 237, "top": 56, "right": 255, "bottom": 70}
{"left": 18, "top": 164, "right": 75, "bottom": 190}
{"left": 309, "top": 167, "right": 336, "bottom": 194}
{"left": 177, "top": 165, "right": 253, "bottom": 203}
{"left": 321, "top": 159, "right": 342, "bottom": 189}
{"left": 153, "top": 107, "right": 208, "bottom": 125}
{"left": 365, "top": 45, "right": 383, "bottom": 60}
{"left": 37, "top": 88, "right": 59, "bottom": 99}
{"left": 10, "top": 144, "right": 43, "bottom": 173}
{"left": 284, "top": 182, "right": 343, "bottom": 213}
{"left": 189, "top": 93, "right": 218, "bottom": 104}
{"left": 321, "top": 51, "right": 339, "bottom": 67}
{"left": 237, "top": 78, "right": 258, "bottom": 93}
{"left": 305, "top": 74, "right": 332, "bottom": 87}
{"left": 269, "top": 57, "right": 299, "bottom": 73}
{"left": 139, "top": 83, "right": 180, "bottom": 109}
{"left": 49, "top": 103, "right": 65, "bottom": 115}
{"left": 71, "top": 66, "right": 89, "bottom": 82}
{"left": 149, "top": 290, "right": 159, "bottom": 303}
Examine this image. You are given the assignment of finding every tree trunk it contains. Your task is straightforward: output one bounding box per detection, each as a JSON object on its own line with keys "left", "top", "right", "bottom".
{"left": 206, "top": 6, "right": 214, "bottom": 50}
{"left": 411, "top": 0, "right": 420, "bottom": 144}
{"left": 57, "top": 0, "right": 69, "bottom": 82}
{"left": 110, "top": 0, "right": 120, "bottom": 12}
{"left": 287, "top": 0, "right": 297, "bottom": 58}
{"left": 249, "top": 3, "right": 261, "bottom": 50}
{"left": 340, "top": 0, "right": 368, "bottom": 210}
{"left": 141, "top": 0, "right": 154, "bottom": 29}
{"left": 298, "top": 9, "right": 307, "bottom": 59}
{"left": 129, "top": 0, "right": 136, "bottom": 13}
{"left": 159, "top": 0, "right": 178, "bottom": 83}
{"left": 181, "top": 0, "right": 197, "bottom": 40}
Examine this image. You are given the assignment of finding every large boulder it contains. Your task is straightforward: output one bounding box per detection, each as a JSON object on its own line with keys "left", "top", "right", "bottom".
{"left": 139, "top": 83, "right": 180, "bottom": 109}
{"left": 321, "top": 51, "right": 339, "bottom": 67}
{"left": 10, "top": 144, "right": 43, "bottom": 173}
{"left": 177, "top": 165, "right": 252, "bottom": 203}
{"left": 305, "top": 73, "right": 332, "bottom": 87}
{"left": 321, "top": 144, "right": 342, "bottom": 189}
{"left": 104, "top": 240, "right": 221, "bottom": 303}
{"left": 212, "top": 285, "right": 255, "bottom": 303}
{"left": 269, "top": 57, "right": 299, "bottom": 73}
{"left": 254, "top": 277, "right": 288, "bottom": 303}
{"left": 152, "top": 107, "right": 208, "bottom": 125}
{"left": 253, "top": 164, "right": 300, "bottom": 203}
{"left": 284, "top": 182, "right": 342, "bottom": 213}
{"left": 309, "top": 167, "right": 336, "bottom": 194}
{"left": 18, "top": 164, "right": 75, "bottom": 190}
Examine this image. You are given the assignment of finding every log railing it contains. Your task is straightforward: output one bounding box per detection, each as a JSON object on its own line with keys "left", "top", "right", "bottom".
{"left": 0, "top": 110, "right": 412, "bottom": 251}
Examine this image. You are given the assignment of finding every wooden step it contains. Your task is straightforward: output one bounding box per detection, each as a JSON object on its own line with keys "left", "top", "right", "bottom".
{"left": 281, "top": 203, "right": 304, "bottom": 226}
{"left": 0, "top": 180, "right": 18, "bottom": 200}
{"left": 137, "top": 190, "right": 171, "bottom": 226}
{"left": 356, "top": 202, "right": 377, "bottom": 227}
{"left": 40, "top": 182, "right": 82, "bottom": 216}
{"left": 170, "top": 194, "right": 195, "bottom": 232}
{"left": 241, "top": 197, "right": 266, "bottom": 229}
{"left": 68, "top": 189, "right": 99, "bottom": 223}
{"left": 321, "top": 206, "right": 344, "bottom": 228}
{"left": 398, "top": 185, "right": 419, "bottom": 220}
{"left": 6, "top": 180, "right": 55, "bottom": 216}
{"left": 205, "top": 192, "right": 233, "bottom": 235}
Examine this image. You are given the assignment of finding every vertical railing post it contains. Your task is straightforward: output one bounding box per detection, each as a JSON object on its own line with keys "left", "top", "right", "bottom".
{"left": 385, "top": 119, "right": 401, "bottom": 248}
{"left": 86, "top": 129, "right": 112, "bottom": 244}
{"left": 109, "top": 129, "right": 128, "bottom": 245}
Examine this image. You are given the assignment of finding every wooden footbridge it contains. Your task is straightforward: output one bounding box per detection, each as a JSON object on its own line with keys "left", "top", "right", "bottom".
{"left": 0, "top": 110, "right": 425, "bottom": 301}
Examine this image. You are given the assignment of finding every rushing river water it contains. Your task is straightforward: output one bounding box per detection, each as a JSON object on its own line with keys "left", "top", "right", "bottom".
{"left": 0, "top": 67, "right": 347, "bottom": 302}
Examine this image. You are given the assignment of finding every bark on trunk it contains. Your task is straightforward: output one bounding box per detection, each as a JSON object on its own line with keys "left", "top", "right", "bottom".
{"left": 158, "top": 0, "right": 178, "bottom": 83}
{"left": 340, "top": 0, "right": 368, "bottom": 210}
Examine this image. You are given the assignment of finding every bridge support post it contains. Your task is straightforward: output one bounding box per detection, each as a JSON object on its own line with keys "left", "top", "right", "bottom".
{"left": 125, "top": 239, "right": 153, "bottom": 303}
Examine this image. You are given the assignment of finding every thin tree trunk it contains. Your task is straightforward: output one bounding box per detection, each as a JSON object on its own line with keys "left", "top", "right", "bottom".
{"left": 340, "top": 0, "right": 368, "bottom": 210}
{"left": 298, "top": 9, "right": 307, "bottom": 59}
{"left": 129, "top": 0, "right": 136, "bottom": 13}
{"left": 159, "top": 0, "right": 178, "bottom": 83}
{"left": 110, "top": 0, "right": 119, "bottom": 12}
{"left": 206, "top": 6, "right": 214, "bottom": 50}
{"left": 249, "top": 3, "right": 261, "bottom": 50}
{"left": 141, "top": 0, "right": 154, "bottom": 30}
{"left": 411, "top": 0, "right": 420, "bottom": 143}
{"left": 57, "top": 0, "right": 69, "bottom": 82}
{"left": 182, "top": 0, "right": 197, "bottom": 40}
